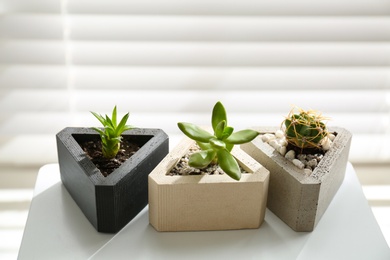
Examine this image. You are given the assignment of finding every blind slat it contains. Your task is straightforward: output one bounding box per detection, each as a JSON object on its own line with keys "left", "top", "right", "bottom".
{"left": 3, "top": 0, "right": 390, "bottom": 16}
{"left": 69, "top": 16, "right": 390, "bottom": 42}
{"left": 2, "top": 65, "right": 390, "bottom": 91}
{"left": 70, "top": 42, "right": 390, "bottom": 66}
{"left": 3, "top": 15, "right": 390, "bottom": 42}
{"left": 67, "top": 0, "right": 390, "bottom": 16}
{"left": 4, "top": 41, "right": 389, "bottom": 66}
{"left": 1, "top": 89, "right": 388, "bottom": 114}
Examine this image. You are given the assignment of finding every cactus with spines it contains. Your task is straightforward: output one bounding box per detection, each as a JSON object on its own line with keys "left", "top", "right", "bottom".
{"left": 283, "top": 107, "right": 329, "bottom": 150}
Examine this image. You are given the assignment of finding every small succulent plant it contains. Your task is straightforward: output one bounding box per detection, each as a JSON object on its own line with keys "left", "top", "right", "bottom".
{"left": 178, "top": 101, "right": 259, "bottom": 181}
{"left": 91, "top": 106, "right": 134, "bottom": 159}
{"left": 283, "top": 107, "right": 329, "bottom": 150}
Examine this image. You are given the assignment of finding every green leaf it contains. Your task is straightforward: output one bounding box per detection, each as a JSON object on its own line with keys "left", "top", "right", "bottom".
{"left": 122, "top": 125, "right": 134, "bottom": 133}
{"left": 116, "top": 113, "right": 130, "bottom": 135}
{"left": 112, "top": 105, "right": 117, "bottom": 127}
{"left": 91, "top": 127, "right": 105, "bottom": 136}
{"left": 178, "top": 122, "right": 214, "bottom": 143}
{"left": 209, "top": 138, "right": 226, "bottom": 150}
{"left": 189, "top": 149, "right": 216, "bottom": 168}
{"left": 91, "top": 106, "right": 132, "bottom": 159}
{"left": 105, "top": 126, "right": 116, "bottom": 138}
{"left": 226, "top": 143, "right": 234, "bottom": 152}
{"left": 91, "top": 111, "right": 106, "bottom": 126}
{"left": 214, "top": 120, "right": 226, "bottom": 139}
{"left": 102, "top": 140, "right": 120, "bottom": 159}
{"left": 105, "top": 115, "right": 114, "bottom": 128}
{"left": 225, "top": 130, "right": 259, "bottom": 144}
{"left": 217, "top": 149, "right": 241, "bottom": 181}
{"left": 211, "top": 101, "right": 227, "bottom": 133}
{"left": 220, "top": 126, "right": 234, "bottom": 140}
{"left": 197, "top": 141, "right": 212, "bottom": 151}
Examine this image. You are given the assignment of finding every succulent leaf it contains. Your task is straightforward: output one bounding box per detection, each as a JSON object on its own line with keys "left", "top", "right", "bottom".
{"left": 91, "top": 106, "right": 134, "bottom": 159}
{"left": 112, "top": 105, "right": 117, "bottom": 126}
{"left": 212, "top": 101, "right": 227, "bottom": 133}
{"left": 225, "top": 143, "right": 234, "bottom": 152}
{"left": 91, "top": 127, "right": 105, "bottom": 136}
{"left": 177, "top": 101, "right": 255, "bottom": 181}
{"left": 188, "top": 149, "right": 216, "bottom": 168}
{"left": 209, "top": 138, "right": 226, "bottom": 150}
{"left": 105, "top": 115, "right": 114, "bottom": 129}
{"left": 196, "top": 141, "right": 212, "bottom": 151}
{"left": 220, "top": 126, "right": 234, "bottom": 140}
{"left": 116, "top": 113, "right": 130, "bottom": 135}
{"left": 214, "top": 120, "right": 226, "bottom": 139}
{"left": 217, "top": 149, "right": 241, "bottom": 181}
{"left": 91, "top": 112, "right": 106, "bottom": 126}
{"left": 225, "top": 130, "right": 259, "bottom": 144}
{"left": 177, "top": 122, "right": 214, "bottom": 143}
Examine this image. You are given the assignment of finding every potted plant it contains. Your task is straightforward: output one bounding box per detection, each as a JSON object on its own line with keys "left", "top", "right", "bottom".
{"left": 56, "top": 106, "right": 169, "bottom": 233}
{"left": 148, "top": 101, "right": 270, "bottom": 232}
{"left": 241, "top": 107, "right": 352, "bottom": 232}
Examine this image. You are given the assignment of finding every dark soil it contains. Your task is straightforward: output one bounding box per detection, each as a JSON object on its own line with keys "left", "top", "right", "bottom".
{"left": 286, "top": 131, "right": 338, "bottom": 156}
{"left": 169, "top": 145, "right": 248, "bottom": 176}
{"left": 286, "top": 142, "right": 325, "bottom": 156}
{"left": 78, "top": 138, "right": 140, "bottom": 177}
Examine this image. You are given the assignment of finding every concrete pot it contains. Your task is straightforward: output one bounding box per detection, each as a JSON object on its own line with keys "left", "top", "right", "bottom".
{"left": 56, "top": 127, "right": 169, "bottom": 233}
{"left": 148, "top": 138, "right": 270, "bottom": 232}
{"left": 241, "top": 127, "right": 352, "bottom": 232}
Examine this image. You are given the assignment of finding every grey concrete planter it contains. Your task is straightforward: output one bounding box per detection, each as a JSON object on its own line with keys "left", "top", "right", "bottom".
{"left": 148, "top": 138, "right": 270, "bottom": 232}
{"left": 56, "top": 127, "right": 169, "bottom": 233}
{"left": 241, "top": 127, "right": 352, "bottom": 232}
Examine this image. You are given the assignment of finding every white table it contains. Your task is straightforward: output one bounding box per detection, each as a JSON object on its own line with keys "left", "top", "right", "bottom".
{"left": 18, "top": 163, "right": 390, "bottom": 260}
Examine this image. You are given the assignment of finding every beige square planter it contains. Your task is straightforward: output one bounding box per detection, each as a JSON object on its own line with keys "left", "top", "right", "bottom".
{"left": 148, "top": 138, "right": 270, "bottom": 232}
{"left": 241, "top": 127, "right": 352, "bottom": 232}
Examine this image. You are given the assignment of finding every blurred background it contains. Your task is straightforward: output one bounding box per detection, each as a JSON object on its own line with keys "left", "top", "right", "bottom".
{"left": 0, "top": 0, "right": 389, "bottom": 258}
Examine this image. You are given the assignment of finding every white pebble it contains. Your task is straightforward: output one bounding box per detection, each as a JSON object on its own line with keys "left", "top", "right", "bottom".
{"left": 321, "top": 137, "right": 332, "bottom": 151}
{"left": 269, "top": 139, "right": 280, "bottom": 150}
{"left": 328, "top": 133, "right": 336, "bottom": 141}
{"left": 285, "top": 150, "right": 296, "bottom": 160}
{"left": 262, "top": 133, "right": 276, "bottom": 143}
{"left": 278, "top": 146, "right": 287, "bottom": 156}
{"left": 307, "top": 159, "right": 318, "bottom": 169}
{"left": 278, "top": 138, "right": 288, "bottom": 147}
{"left": 307, "top": 154, "right": 315, "bottom": 161}
{"left": 315, "top": 154, "right": 324, "bottom": 161}
{"left": 297, "top": 154, "right": 306, "bottom": 161}
{"left": 292, "top": 159, "right": 305, "bottom": 169}
{"left": 275, "top": 130, "right": 285, "bottom": 139}
{"left": 304, "top": 168, "right": 312, "bottom": 176}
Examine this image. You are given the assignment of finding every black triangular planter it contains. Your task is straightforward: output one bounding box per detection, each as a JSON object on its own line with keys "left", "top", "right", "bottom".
{"left": 56, "top": 127, "right": 169, "bottom": 233}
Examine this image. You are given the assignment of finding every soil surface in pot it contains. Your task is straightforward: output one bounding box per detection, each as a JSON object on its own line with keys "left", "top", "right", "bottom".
{"left": 79, "top": 139, "right": 140, "bottom": 177}
{"left": 168, "top": 145, "right": 248, "bottom": 176}
{"left": 285, "top": 131, "right": 338, "bottom": 156}
{"left": 260, "top": 131, "right": 338, "bottom": 177}
{"left": 286, "top": 142, "right": 325, "bottom": 157}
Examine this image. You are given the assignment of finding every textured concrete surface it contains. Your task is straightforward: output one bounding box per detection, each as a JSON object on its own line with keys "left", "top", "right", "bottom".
{"left": 148, "top": 138, "right": 269, "bottom": 232}
{"left": 57, "top": 127, "right": 169, "bottom": 233}
{"left": 242, "top": 127, "right": 352, "bottom": 231}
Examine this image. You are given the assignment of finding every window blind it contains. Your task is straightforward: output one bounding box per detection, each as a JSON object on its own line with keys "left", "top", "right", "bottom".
{"left": 0, "top": 0, "right": 389, "bottom": 166}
